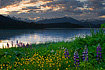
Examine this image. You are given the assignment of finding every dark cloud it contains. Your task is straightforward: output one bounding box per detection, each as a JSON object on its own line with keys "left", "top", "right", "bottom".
{"left": 1, "top": 0, "right": 105, "bottom": 20}
{"left": 0, "top": 0, "right": 22, "bottom": 8}
{"left": 96, "top": 9, "right": 105, "bottom": 16}
{"left": 87, "top": 0, "right": 105, "bottom": 9}
{"left": 26, "top": 6, "right": 40, "bottom": 9}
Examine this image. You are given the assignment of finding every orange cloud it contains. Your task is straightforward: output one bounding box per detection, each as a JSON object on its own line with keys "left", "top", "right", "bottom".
{"left": 99, "top": 15, "right": 105, "bottom": 18}
{"left": 89, "top": 8, "right": 94, "bottom": 10}
{"left": 0, "top": 1, "right": 52, "bottom": 14}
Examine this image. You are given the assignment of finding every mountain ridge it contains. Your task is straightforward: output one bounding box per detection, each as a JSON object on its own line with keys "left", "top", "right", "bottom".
{"left": 0, "top": 15, "right": 102, "bottom": 29}
{"left": 36, "top": 17, "right": 82, "bottom": 24}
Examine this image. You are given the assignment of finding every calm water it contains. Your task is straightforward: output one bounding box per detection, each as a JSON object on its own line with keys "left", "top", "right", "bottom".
{"left": 0, "top": 28, "right": 104, "bottom": 48}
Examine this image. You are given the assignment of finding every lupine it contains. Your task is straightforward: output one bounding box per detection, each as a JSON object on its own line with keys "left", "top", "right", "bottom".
{"left": 16, "top": 40, "right": 18, "bottom": 44}
{"left": 11, "top": 41, "right": 13, "bottom": 47}
{"left": 82, "top": 45, "right": 88, "bottom": 61}
{"left": 18, "top": 44, "right": 21, "bottom": 48}
{"left": 26, "top": 43, "right": 29, "bottom": 48}
{"left": 74, "top": 50, "right": 80, "bottom": 67}
{"left": 19, "top": 42, "right": 22, "bottom": 47}
{"left": 96, "top": 44, "right": 102, "bottom": 61}
{"left": 22, "top": 44, "right": 25, "bottom": 48}
{"left": 7, "top": 43, "right": 9, "bottom": 48}
{"left": 64, "top": 48, "right": 70, "bottom": 58}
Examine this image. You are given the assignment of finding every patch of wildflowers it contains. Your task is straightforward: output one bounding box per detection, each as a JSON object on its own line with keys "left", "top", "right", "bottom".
{"left": 74, "top": 50, "right": 80, "bottom": 67}
{"left": 64, "top": 48, "right": 70, "bottom": 58}
{"left": 26, "top": 43, "right": 29, "bottom": 48}
{"left": 7, "top": 43, "right": 9, "bottom": 48}
{"left": 96, "top": 44, "right": 102, "bottom": 61}
{"left": 11, "top": 41, "right": 13, "bottom": 47}
{"left": 82, "top": 45, "right": 88, "bottom": 61}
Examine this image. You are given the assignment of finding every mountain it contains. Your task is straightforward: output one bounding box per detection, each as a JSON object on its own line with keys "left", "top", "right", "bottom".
{"left": 0, "top": 15, "right": 43, "bottom": 29}
{"left": 81, "top": 19, "right": 105, "bottom": 25}
{"left": 0, "top": 15, "right": 102, "bottom": 29}
{"left": 36, "top": 17, "right": 101, "bottom": 28}
{"left": 80, "top": 19, "right": 105, "bottom": 28}
{"left": 36, "top": 17, "right": 81, "bottom": 24}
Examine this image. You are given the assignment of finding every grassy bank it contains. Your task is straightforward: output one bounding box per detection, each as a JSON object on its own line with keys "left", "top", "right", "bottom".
{"left": 0, "top": 28, "right": 105, "bottom": 70}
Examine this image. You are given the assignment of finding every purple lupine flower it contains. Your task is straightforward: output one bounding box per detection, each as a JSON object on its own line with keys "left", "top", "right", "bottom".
{"left": 11, "top": 41, "right": 13, "bottom": 47}
{"left": 82, "top": 45, "right": 88, "bottom": 61}
{"left": 64, "top": 48, "right": 70, "bottom": 58}
{"left": 26, "top": 43, "right": 29, "bottom": 48}
{"left": 22, "top": 44, "right": 25, "bottom": 48}
{"left": 19, "top": 42, "right": 23, "bottom": 47}
{"left": 74, "top": 50, "right": 80, "bottom": 67}
{"left": 18, "top": 44, "right": 21, "bottom": 48}
{"left": 7, "top": 43, "right": 9, "bottom": 48}
{"left": 16, "top": 40, "right": 18, "bottom": 44}
{"left": 96, "top": 44, "right": 102, "bottom": 61}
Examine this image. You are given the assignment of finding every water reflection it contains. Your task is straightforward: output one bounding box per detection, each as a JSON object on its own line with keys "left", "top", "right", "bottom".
{"left": 0, "top": 28, "right": 104, "bottom": 48}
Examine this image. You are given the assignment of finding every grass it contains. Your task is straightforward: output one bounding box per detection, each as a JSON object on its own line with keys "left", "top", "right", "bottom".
{"left": 0, "top": 28, "right": 105, "bottom": 70}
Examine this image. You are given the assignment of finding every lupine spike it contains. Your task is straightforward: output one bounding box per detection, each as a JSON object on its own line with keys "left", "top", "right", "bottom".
{"left": 11, "top": 41, "right": 13, "bottom": 47}
{"left": 82, "top": 45, "right": 88, "bottom": 61}
{"left": 64, "top": 48, "right": 70, "bottom": 58}
{"left": 7, "top": 43, "right": 9, "bottom": 48}
{"left": 96, "top": 44, "right": 102, "bottom": 61}
{"left": 74, "top": 50, "right": 80, "bottom": 67}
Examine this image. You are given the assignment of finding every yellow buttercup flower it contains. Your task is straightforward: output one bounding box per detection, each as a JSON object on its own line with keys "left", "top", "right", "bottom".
{"left": 1, "top": 66, "right": 3, "bottom": 69}
{"left": 38, "top": 64, "right": 40, "bottom": 66}
{"left": 57, "top": 69, "right": 59, "bottom": 70}
{"left": 68, "top": 65, "right": 70, "bottom": 67}
{"left": 10, "top": 66, "right": 12, "bottom": 69}
{"left": 66, "top": 68, "right": 68, "bottom": 70}
{"left": 6, "top": 64, "right": 8, "bottom": 66}
{"left": 69, "top": 60, "right": 71, "bottom": 62}
{"left": 59, "top": 63, "right": 61, "bottom": 67}
{"left": 71, "top": 50, "right": 73, "bottom": 52}
{"left": 3, "top": 64, "right": 5, "bottom": 66}
{"left": 66, "top": 61, "right": 68, "bottom": 63}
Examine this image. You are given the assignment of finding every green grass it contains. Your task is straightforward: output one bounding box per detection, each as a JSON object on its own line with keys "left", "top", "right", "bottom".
{"left": 0, "top": 28, "right": 105, "bottom": 70}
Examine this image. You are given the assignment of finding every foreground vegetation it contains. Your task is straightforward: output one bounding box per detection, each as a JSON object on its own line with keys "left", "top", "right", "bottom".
{"left": 0, "top": 28, "right": 105, "bottom": 70}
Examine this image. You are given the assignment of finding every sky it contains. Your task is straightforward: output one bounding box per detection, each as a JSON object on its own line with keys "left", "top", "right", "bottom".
{"left": 0, "top": 0, "right": 105, "bottom": 21}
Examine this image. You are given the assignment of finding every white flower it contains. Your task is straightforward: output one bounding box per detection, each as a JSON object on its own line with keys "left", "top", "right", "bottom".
{"left": 50, "top": 49, "right": 54, "bottom": 53}
{"left": 55, "top": 52, "right": 57, "bottom": 55}
{"left": 61, "top": 47, "right": 64, "bottom": 49}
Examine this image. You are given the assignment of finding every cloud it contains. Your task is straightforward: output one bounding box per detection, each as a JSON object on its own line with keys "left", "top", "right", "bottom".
{"left": 87, "top": 0, "right": 105, "bottom": 9}
{"left": 0, "top": 0, "right": 22, "bottom": 8}
{"left": 0, "top": 0, "right": 105, "bottom": 20}
{"left": 26, "top": 6, "right": 40, "bottom": 9}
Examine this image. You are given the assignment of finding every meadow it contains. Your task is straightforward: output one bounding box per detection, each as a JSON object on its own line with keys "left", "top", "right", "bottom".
{"left": 0, "top": 27, "right": 105, "bottom": 70}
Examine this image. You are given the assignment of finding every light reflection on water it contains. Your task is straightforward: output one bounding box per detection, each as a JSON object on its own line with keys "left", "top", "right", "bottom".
{"left": 0, "top": 28, "right": 104, "bottom": 48}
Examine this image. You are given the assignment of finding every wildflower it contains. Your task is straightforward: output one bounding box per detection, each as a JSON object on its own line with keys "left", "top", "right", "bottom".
{"left": 19, "top": 42, "right": 22, "bottom": 47}
{"left": 18, "top": 44, "right": 21, "bottom": 48}
{"left": 22, "top": 44, "right": 25, "bottom": 48}
{"left": 82, "top": 45, "right": 88, "bottom": 61}
{"left": 16, "top": 40, "right": 18, "bottom": 45}
{"left": 11, "top": 41, "right": 13, "bottom": 47}
{"left": 26, "top": 43, "right": 29, "bottom": 48}
{"left": 74, "top": 50, "right": 80, "bottom": 67}
{"left": 96, "top": 44, "right": 102, "bottom": 61}
{"left": 55, "top": 52, "right": 57, "bottom": 55}
{"left": 64, "top": 48, "right": 70, "bottom": 58}
{"left": 61, "top": 47, "right": 64, "bottom": 49}
{"left": 51, "top": 49, "right": 54, "bottom": 53}
{"left": 7, "top": 43, "right": 9, "bottom": 48}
